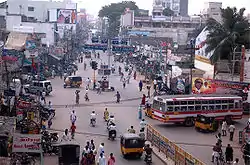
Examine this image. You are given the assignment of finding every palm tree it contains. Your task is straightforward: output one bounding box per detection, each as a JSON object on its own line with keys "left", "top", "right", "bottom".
{"left": 205, "top": 7, "right": 250, "bottom": 65}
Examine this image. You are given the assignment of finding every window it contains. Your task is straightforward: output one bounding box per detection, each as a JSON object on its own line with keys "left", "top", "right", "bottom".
{"left": 215, "top": 100, "right": 221, "bottom": 104}
{"left": 28, "top": 7, "right": 34, "bottom": 11}
{"left": 167, "top": 107, "right": 174, "bottom": 112}
{"left": 222, "top": 105, "right": 228, "bottom": 110}
{"left": 229, "top": 104, "right": 234, "bottom": 109}
{"left": 195, "top": 100, "right": 201, "bottom": 104}
{"left": 209, "top": 100, "right": 215, "bottom": 104}
{"left": 181, "top": 101, "right": 187, "bottom": 105}
{"left": 188, "top": 106, "right": 194, "bottom": 111}
{"left": 159, "top": 102, "right": 166, "bottom": 112}
{"left": 174, "top": 101, "right": 180, "bottom": 105}
{"left": 216, "top": 105, "right": 221, "bottom": 109}
{"left": 222, "top": 100, "right": 228, "bottom": 104}
{"left": 202, "top": 106, "right": 208, "bottom": 110}
{"left": 202, "top": 100, "right": 208, "bottom": 104}
{"left": 167, "top": 101, "right": 174, "bottom": 105}
{"left": 188, "top": 101, "right": 194, "bottom": 105}
{"left": 174, "top": 107, "right": 180, "bottom": 111}
{"left": 195, "top": 106, "right": 201, "bottom": 111}
{"left": 209, "top": 105, "right": 215, "bottom": 110}
{"left": 181, "top": 106, "right": 187, "bottom": 111}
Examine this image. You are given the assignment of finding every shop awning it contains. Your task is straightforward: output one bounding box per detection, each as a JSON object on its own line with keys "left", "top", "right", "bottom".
{"left": 4, "top": 32, "right": 27, "bottom": 51}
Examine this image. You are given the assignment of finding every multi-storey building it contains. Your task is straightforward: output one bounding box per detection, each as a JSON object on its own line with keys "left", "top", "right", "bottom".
{"left": 4, "top": 0, "right": 77, "bottom": 45}
{"left": 153, "top": 0, "right": 188, "bottom": 16}
{"left": 201, "top": 2, "right": 222, "bottom": 23}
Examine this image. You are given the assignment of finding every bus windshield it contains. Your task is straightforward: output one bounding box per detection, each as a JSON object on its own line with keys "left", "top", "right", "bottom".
{"left": 152, "top": 100, "right": 166, "bottom": 112}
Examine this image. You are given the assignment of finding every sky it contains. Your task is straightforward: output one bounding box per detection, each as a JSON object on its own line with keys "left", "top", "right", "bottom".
{"left": 1, "top": 0, "right": 250, "bottom": 17}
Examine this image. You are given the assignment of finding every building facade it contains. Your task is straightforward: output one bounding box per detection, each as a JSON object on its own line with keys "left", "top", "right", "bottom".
{"left": 5, "top": 0, "right": 77, "bottom": 45}
{"left": 153, "top": 0, "right": 188, "bottom": 16}
{"left": 202, "top": 2, "right": 222, "bottom": 23}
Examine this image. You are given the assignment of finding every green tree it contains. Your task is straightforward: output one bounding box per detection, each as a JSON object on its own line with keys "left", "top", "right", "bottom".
{"left": 162, "top": 7, "right": 174, "bottom": 16}
{"left": 205, "top": 7, "right": 250, "bottom": 64}
{"left": 98, "top": 1, "right": 139, "bottom": 38}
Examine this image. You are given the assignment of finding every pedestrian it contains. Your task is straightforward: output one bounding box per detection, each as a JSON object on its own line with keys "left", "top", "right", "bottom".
{"left": 139, "top": 80, "right": 143, "bottom": 92}
{"left": 75, "top": 90, "right": 80, "bottom": 104}
{"left": 141, "top": 94, "right": 146, "bottom": 105}
{"left": 48, "top": 118, "right": 52, "bottom": 129}
{"left": 153, "top": 79, "right": 157, "bottom": 92}
{"left": 98, "top": 143, "right": 105, "bottom": 156}
{"left": 118, "top": 66, "right": 121, "bottom": 75}
{"left": 138, "top": 105, "right": 142, "bottom": 119}
{"left": 70, "top": 110, "right": 77, "bottom": 124}
{"left": 84, "top": 62, "right": 87, "bottom": 70}
{"left": 62, "top": 129, "right": 70, "bottom": 141}
{"left": 70, "top": 123, "right": 76, "bottom": 139}
{"left": 80, "top": 153, "right": 88, "bottom": 165}
{"left": 85, "top": 92, "right": 89, "bottom": 101}
{"left": 134, "top": 71, "right": 137, "bottom": 80}
{"left": 120, "top": 72, "right": 124, "bottom": 81}
{"left": 52, "top": 69, "right": 55, "bottom": 78}
{"left": 89, "top": 139, "right": 95, "bottom": 151}
{"left": 81, "top": 56, "right": 83, "bottom": 63}
{"left": 98, "top": 152, "right": 106, "bottom": 165}
{"left": 233, "top": 158, "right": 239, "bottom": 165}
{"left": 221, "top": 120, "right": 227, "bottom": 136}
{"left": 41, "top": 119, "right": 46, "bottom": 130}
{"left": 107, "top": 153, "right": 115, "bottom": 165}
{"left": 139, "top": 119, "right": 147, "bottom": 131}
{"left": 225, "top": 144, "right": 233, "bottom": 163}
{"left": 147, "top": 86, "right": 151, "bottom": 98}
{"left": 122, "top": 78, "right": 126, "bottom": 88}
{"left": 228, "top": 123, "right": 236, "bottom": 141}
{"left": 115, "top": 91, "right": 120, "bottom": 103}
{"left": 41, "top": 90, "right": 46, "bottom": 104}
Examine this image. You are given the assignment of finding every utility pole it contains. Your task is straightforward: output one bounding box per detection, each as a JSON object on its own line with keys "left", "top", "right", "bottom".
{"left": 107, "top": 38, "right": 111, "bottom": 83}
{"left": 4, "top": 60, "right": 10, "bottom": 115}
{"left": 240, "top": 45, "right": 245, "bottom": 82}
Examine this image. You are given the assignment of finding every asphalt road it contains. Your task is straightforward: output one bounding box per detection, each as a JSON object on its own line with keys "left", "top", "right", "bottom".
{"left": 46, "top": 51, "right": 247, "bottom": 165}
{"left": 44, "top": 52, "right": 165, "bottom": 165}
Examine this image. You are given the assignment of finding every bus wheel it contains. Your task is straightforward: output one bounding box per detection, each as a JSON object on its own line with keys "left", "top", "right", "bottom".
{"left": 184, "top": 117, "right": 195, "bottom": 127}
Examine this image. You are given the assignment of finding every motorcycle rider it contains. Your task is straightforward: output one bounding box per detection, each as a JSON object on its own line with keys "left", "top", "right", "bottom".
{"left": 128, "top": 126, "right": 136, "bottom": 133}
{"left": 108, "top": 122, "right": 116, "bottom": 139}
{"left": 90, "top": 111, "right": 96, "bottom": 125}
{"left": 107, "top": 115, "right": 115, "bottom": 127}
{"left": 104, "top": 108, "right": 109, "bottom": 121}
{"left": 144, "top": 144, "right": 153, "bottom": 162}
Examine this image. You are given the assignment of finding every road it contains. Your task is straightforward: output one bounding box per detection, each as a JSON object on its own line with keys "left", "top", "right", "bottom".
{"left": 44, "top": 52, "right": 165, "bottom": 165}
{"left": 46, "top": 51, "right": 247, "bottom": 165}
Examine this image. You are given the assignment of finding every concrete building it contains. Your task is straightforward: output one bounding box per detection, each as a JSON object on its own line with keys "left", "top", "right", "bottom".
{"left": 5, "top": 0, "right": 77, "bottom": 45}
{"left": 153, "top": 0, "right": 188, "bottom": 16}
{"left": 202, "top": 2, "right": 222, "bottom": 23}
{"left": 120, "top": 8, "right": 134, "bottom": 28}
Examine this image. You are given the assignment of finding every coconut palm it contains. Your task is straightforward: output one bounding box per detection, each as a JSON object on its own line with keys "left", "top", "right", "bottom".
{"left": 205, "top": 7, "right": 250, "bottom": 65}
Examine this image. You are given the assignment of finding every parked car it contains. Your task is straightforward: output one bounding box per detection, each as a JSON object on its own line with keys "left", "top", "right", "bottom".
{"left": 24, "top": 80, "right": 52, "bottom": 95}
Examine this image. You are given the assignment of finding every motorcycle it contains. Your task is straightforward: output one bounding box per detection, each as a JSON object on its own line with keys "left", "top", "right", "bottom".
{"left": 145, "top": 154, "right": 152, "bottom": 165}
{"left": 108, "top": 130, "right": 116, "bottom": 141}
{"left": 90, "top": 118, "right": 96, "bottom": 127}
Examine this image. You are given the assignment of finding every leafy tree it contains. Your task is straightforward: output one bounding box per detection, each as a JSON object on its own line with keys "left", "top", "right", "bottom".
{"left": 163, "top": 7, "right": 174, "bottom": 16}
{"left": 205, "top": 7, "right": 250, "bottom": 64}
{"left": 98, "top": 1, "right": 139, "bottom": 38}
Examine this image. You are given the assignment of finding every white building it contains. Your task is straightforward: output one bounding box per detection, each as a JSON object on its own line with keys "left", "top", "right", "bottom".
{"left": 5, "top": 0, "right": 77, "bottom": 45}
{"left": 120, "top": 8, "right": 134, "bottom": 28}
{"left": 202, "top": 2, "right": 222, "bottom": 23}
{"left": 153, "top": 0, "right": 188, "bottom": 16}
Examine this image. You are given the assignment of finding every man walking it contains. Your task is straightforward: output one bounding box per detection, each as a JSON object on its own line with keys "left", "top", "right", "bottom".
{"left": 228, "top": 123, "right": 236, "bottom": 141}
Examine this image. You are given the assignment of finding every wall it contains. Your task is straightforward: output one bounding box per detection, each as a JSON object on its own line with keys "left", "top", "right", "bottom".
{"left": 7, "top": 0, "right": 76, "bottom": 22}
{"left": 6, "top": 15, "right": 55, "bottom": 45}
{"left": 130, "top": 27, "right": 193, "bottom": 45}
{"left": 0, "top": 8, "right": 6, "bottom": 16}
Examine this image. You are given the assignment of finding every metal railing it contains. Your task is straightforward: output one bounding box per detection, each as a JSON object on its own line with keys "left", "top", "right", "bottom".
{"left": 146, "top": 124, "right": 205, "bottom": 165}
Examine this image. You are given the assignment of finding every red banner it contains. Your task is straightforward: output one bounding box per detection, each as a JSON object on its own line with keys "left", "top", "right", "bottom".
{"left": 17, "top": 100, "right": 31, "bottom": 109}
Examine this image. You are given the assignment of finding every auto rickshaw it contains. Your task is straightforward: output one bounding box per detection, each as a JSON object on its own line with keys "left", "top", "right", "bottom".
{"left": 64, "top": 76, "right": 82, "bottom": 88}
{"left": 144, "top": 104, "right": 153, "bottom": 118}
{"left": 120, "top": 133, "right": 145, "bottom": 158}
{"left": 195, "top": 114, "right": 219, "bottom": 132}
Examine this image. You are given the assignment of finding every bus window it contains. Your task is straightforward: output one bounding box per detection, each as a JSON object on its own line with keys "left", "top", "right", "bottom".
{"left": 188, "top": 106, "right": 194, "bottom": 111}
{"left": 188, "top": 101, "right": 194, "bottom": 105}
{"left": 222, "top": 105, "right": 228, "bottom": 110}
{"left": 229, "top": 104, "right": 234, "bottom": 109}
{"left": 209, "top": 105, "right": 214, "bottom": 110}
{"left": 195, "top": 105, "right": 201, "bottom": 110}
{"left": 202, "top": 106, "right": 208, "bottom": 110}
{"left": 202, "top": 100, "right": 208, "bottom": 104}
{"left": 181, "top": 106, "right": 187, "bottom": 111}
{"left": 229, "top": 100, "right": 234, "bottom": 103}
{"left": 181, "top": 101, "right": 187, "bottom": 105}
{"left": 215, "top": 100, "right": 221, "bottom": 104}
{"left": 153, "top": 100, "right": 160, "bottom": 109}
{"left": 159, "top": 102, "right": 166, "bottom": 112}
{"left": 174, "top": 101, "right": 180, "bottom": 105}
{"left": 209, "top": 100, "right": 215, "bottom": 104}
{"left": 195, "top": 100, "right": 201, "bottom": 104}
{"left": 167, "top": 107, "right": 174, "bottom": 112}
{"left": 167, "top": 101, "right": 174, "bottom": 105}
{"left": 216, "top": 105, "right": 221, "bottom": 109}
{"left": 174, "top": 107, "right": 180, "bottom": 111}
{"left": 222, "top": 100, "right": 228, "bottom": 104}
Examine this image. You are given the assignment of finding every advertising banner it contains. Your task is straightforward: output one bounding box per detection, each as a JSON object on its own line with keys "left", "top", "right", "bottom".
{"left": 57, "top": 9, "right": 76, "bottom": 24}
{"left": 12, "top": 133, "right": 42, "bottom": 153}
{"left": 192, "top": 77, "right": 216, "bottom": 94}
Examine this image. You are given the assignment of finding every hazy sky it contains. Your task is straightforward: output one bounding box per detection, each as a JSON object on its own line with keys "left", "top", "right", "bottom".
{"left": 1, "top": 0, "right": 250, "bottom": 17}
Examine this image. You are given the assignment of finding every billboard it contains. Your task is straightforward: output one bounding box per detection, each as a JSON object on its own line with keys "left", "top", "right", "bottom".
{"left": 192, "top": 77, "right": 216, "bottom": 94}
{"left": 57, "top": 9, "right": 76, "bottom": 24}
